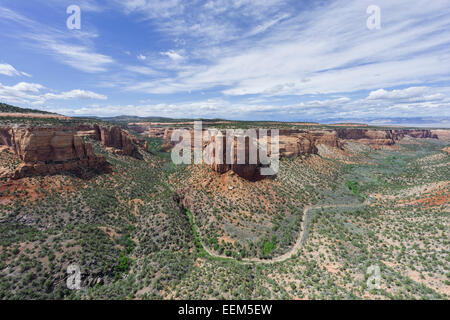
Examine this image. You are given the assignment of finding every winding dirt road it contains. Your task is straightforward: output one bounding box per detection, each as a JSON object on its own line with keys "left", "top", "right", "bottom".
{"left": 198, "top": 201, "right": 368, "bottom": 264}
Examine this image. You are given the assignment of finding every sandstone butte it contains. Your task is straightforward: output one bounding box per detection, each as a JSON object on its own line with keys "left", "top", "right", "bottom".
{"left": 135, "top": 125, "right": 439, "bottom": 180}
{"left": 0, "top": 122, "right": 441, "bottom": 181}
{"left": 0, "top": 124, "right": 146, "bottom": 179}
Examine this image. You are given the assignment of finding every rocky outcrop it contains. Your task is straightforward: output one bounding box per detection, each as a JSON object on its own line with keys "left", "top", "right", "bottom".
{"left": 204, "top": 133, "right": 262, "bottom": 180}
{"left": 143, "top": 127, "right": 342, "bottom": 179}
{"left": 392, "top": 129, "right": 438, "bottom": 140}
{"left": 144, "top": 125, "right": 444, "bottom": 180}
{"left": 336, "top": 129, "right": 437, "bottom": 147}
{"left": 431, "top": 130, "right": 450, "bottom": 141}
{"left": 336, "top": 129, "right": 396, "bottom": 146}
{"left": 0, "top": 126, "right": 109, "bottom": 179}
{"left": 202, "top": 130, "right": 341, "bottom": 180}
{"left": 278, "top": 130, "right": 340, "bottom": 157}
{"left": 69, "top": 125, "right": 146, "bottom": 159}
{"left": 93, "top": 125, "right": 143, "bottom": 159}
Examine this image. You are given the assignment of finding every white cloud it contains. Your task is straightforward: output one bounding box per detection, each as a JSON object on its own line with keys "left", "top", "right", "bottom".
{"left": 0, "top": 7, "right": 114, "bottom": 73}
{"left": 12, "top": 82, "right": 44, "bottom": 92}
{"left": 125, "top": 65, "right": 160, "bottom": 76}
{"left": 121, "top": 0, "right": 450, "bottom": 98}
{"left": 137, "top": 54, "right": 147, "bottom": 61}
{"left": 45, "top": 42, "right": 114, "bottom": 73}
{"left": 0, "top": 63, "right": 30, "bottom": 77}
{"left": 55, "top": 86, "right": 450, "bottom": 121}
{"left": 160, "top": 50, "right": 184, "bottom": 62}
{"left": 0, "top": 82, "right": 44, "bottom": 104}
{"left": 0, "top": 81, "right": 107, "bottom": 105}
{"left": 367, "top": 87, "right": 445, "bottom": 102}
{"left": 44, "top": 89, "right": 107, "bottom": 101}
{"left": 118, "top": 0, "right": 184, "bottom": 19}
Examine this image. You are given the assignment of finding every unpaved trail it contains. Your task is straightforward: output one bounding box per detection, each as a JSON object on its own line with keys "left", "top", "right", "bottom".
{"left": 198, "top": 201, "right": 368, "bottom": 264}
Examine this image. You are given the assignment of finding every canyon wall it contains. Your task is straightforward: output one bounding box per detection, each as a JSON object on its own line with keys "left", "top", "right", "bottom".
{"left": 0, "top": 125, "right": 147, "bottom": 179}
{"left": 143, "top": 126, "right": 439, "bottom": 179}
{"left": 431, "top": 129, "right": 450, "bottom": 141}
{"left": 336, "top": 128, "right": 437, "bottom": 146}
{"left": 4, "top": 123, "right": 436, "bottom": 181}
{"left": 141, "top": 127, "right": 342, "bottom": 179}
{"left": 0, "top": 126, "right": 109, "bottom": 179}
{"left": 94, "top": 125, "right": 143, "bottom": 159}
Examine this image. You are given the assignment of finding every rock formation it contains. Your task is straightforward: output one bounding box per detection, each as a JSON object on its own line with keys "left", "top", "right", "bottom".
{"left": 0, "top": 126, "right": 109, "bottom": 179}
{"left": 431, "top": 130, "right": 450, "bottom": 141}
{"left": 93, "top": 125, "right": 143, "bottom": 159}
{"left": 133, "top": 124, "right": 442, "bottom": 180}
{"left": 336, "top": 129, "right": 437, "bottom": 147}
{"left": 336, "top": 129, "right": 396, "bottom": 146}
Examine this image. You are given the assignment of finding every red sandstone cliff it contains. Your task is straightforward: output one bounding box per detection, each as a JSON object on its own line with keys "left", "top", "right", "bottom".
{"left": 0, "top": 126, "right": 109, "bottom": 179}
{"left": 143, "top": 126, "right": 443, "bottom": 179}
{"left": 93, "top": 125, "right": 143, "bottom": 159}
{"left": 336, "top": 128, "right": 437, "bottom": 146}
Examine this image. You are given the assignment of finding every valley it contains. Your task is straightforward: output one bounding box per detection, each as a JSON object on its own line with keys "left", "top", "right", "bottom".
{"left": 0, "top": 104, "right": 448, "bottom": 300}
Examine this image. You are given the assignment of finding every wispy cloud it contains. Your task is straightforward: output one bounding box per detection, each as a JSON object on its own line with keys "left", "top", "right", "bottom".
{"left": 1, "top": 1, "right": 449, "bottom": 122}
{"left": 44, "top": 89, "right": 107, "bottom": 101}
{"left": 0, "top": 81, "right": 107, "bottom": 106}
{"left": 0, "top": 63, "right": 31, "bottom": 77}
{"left": 137, "top": 54, "right": 147, "bottom": 61}
{"left": 44, "top": 41, "right": 114, "bottom": 73}
{"left": 119, "top": 0, "right": 450, "bottom": 98}
{"left": 160, "top": 50, "right": 184, "bottom": 62}
{"left": 0, "top": 6, "right": 113, "bottom": 73}
{"left": 56, "top": 85, "right": 450, "bottom": 124}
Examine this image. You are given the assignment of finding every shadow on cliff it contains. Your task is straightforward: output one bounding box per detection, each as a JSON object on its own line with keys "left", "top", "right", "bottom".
{"left": 5, "top": 161, "right": 113, "bottom": 181}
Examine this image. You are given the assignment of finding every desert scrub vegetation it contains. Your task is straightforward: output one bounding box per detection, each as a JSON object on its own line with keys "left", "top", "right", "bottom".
{"left": 168, "top": 155, "right": 344, "bottom": 259}
{"left": 0, "top": 127, "right": 448, "bottom": 300}
{"left": 0, "top": 138, "right": 195, "bottom": 299}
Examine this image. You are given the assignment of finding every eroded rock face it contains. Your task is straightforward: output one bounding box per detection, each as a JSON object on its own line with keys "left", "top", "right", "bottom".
{"left": 144, "top": 128, "right": 342, "bottom": 179}
{"left": 336, "top": 129, "right": 396, "bottom": 146}
{"left": 202, "top": 130, "right": 342, "bottom": 179}
{"left": 336, "top": 129, "right": 437, "bottom": 147}
{"left": 144, "top": 125, "right": 442, "bottom": 180}
{"left": 0, "top": 126, "right": 109, "bottom": 179}
{"left": 93, "top": 125, "right": 143, "bottom": 159}
{"left": 204, "top": 133, "right": 262, "bottom": 180}
{"left": 393, "top": 130, "right": 438, "bottom": 139}
{"left": 2, "top": 127, "right": 92, "bottom": 162}
{"left": 278, "top": 130, "right": 341, "bottom": 157}
{"left": 432, "top": 130, "right": 450, "bottom": 141}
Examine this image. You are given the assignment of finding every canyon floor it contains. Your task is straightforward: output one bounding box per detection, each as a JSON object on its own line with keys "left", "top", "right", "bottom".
{"left": 0, "top": 109, "right": 449, "bottom": 300}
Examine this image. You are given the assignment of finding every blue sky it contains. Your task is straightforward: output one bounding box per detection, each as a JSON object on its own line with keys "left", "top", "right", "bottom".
{"left": 0, "top": 0, "right": 449, "bottom": 124}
